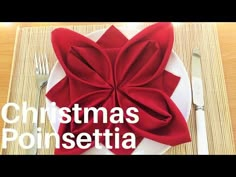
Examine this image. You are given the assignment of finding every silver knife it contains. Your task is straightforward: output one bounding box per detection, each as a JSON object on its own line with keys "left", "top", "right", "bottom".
{"left": 191, "top": 48, "right": 209, "bottom": 155}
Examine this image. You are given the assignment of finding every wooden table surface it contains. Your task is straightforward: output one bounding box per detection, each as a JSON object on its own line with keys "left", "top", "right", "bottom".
{"left": 0, "top": 22, "right": 235, "bottom": 153}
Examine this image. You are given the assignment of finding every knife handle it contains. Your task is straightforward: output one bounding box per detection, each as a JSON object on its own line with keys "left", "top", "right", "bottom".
{"left": 196, "top": 108, "right": 209, "bottom": 155}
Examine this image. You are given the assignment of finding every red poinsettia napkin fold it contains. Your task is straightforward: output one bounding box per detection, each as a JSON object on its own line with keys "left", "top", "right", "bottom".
{"left": 46, "top": 22, "right": 191, "bottom": 155}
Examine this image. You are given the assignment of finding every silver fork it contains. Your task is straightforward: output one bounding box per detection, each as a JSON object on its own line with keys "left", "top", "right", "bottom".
{"left": 28, "top": 53, "right": 50, "bottom": 155}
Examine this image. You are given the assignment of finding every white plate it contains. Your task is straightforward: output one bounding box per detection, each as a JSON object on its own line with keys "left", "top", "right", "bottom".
{"left": 46, "top": 27, "right": 191, "bottom": 155}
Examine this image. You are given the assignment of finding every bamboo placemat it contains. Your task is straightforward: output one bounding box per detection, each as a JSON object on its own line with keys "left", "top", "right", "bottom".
{"left": 1, "top": 23, "right": 235, "bottom": 154}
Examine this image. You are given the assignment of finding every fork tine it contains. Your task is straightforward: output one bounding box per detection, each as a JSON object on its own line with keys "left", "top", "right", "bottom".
{"left": 35, "top": 53, "right": 50, "bottom": 75}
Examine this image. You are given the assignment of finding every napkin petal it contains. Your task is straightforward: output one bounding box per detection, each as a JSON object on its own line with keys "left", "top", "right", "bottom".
{"left": 115, "top": 22, "right": 174, "bottom": 85}
{"left": 118, "top": 87, "right": 191, "bottom": 146}
{"left": 116, "top": 40, "right": 161, "bottom": 87}
{"left": 69, "top": 90, "right": 114, "bottom": 134}
{"left": 68, "top": 46, "right": 113, "bottom": 87}
{"left": 55, "top": 90, "right": 115, "bottom": 155}
{"left": 51, "top": 28, "right": 114, "bottom": 86}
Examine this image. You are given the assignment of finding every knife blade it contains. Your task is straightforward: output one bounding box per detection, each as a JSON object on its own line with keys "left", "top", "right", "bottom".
{"left": 191, "top": 48, "right": 209, "bottom": 155}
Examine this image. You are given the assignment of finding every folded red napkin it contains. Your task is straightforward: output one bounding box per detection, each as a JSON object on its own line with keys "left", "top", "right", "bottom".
{"left": 46, "top": 22, "right": 191, "bottom": 155}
